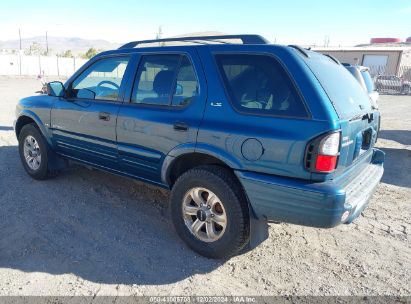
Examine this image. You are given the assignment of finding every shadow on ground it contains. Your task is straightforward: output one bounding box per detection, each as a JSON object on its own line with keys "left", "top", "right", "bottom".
{"left": 0, "top": 131, "right": 408, "bottom": 286}
{"left": 0, "top": 145, "right": 221, "bottom": 285}
{"left": 379, "top": 147, "right": 411, "bottom": 188}
{"left": 378, "top": 130, "right": 411, "bottom": 146}
{"left": 377, "top": 129, "right": 411, "bottom": 188}
{"left": 0, "top": 126, "right": 14, "bottom": 131}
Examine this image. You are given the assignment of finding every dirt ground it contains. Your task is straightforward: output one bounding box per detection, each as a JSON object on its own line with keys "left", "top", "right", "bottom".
{"left": 0, "top": 77, "right": 410, "bottom": 296}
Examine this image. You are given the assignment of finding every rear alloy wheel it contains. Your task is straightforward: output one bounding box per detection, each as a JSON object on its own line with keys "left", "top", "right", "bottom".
{"left": 402, "top": 85, "right": 411, "bottom": 95}
{"left": 170, "top": 166, "right": 249, "bottom": 259}
{"left": 182, "top": 187, "right": 227, "bottom": 243}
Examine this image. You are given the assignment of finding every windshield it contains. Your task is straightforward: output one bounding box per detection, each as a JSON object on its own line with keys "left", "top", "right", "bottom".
{"left": 303, "top": 53, "right": 372, "bottom": 119}
{"left": 361, "top": 70, "right": 375, "bottom": 93}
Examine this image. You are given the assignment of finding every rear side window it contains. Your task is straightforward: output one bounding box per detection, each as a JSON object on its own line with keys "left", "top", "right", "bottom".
{"left": 132, "top": 54, "right": 198, "bottom": 107}
{"left": 215, "top": 54, "right": 308, "bottom": 118}
{"left": 172, "top": 56, "right": 199, "bottom": 106}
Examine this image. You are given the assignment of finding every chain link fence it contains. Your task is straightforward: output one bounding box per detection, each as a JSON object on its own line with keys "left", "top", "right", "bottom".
{"left": 368, "top": 65, "right": 411, "bottom": 95}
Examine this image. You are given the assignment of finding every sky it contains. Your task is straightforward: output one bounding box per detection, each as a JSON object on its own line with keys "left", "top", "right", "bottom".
{"left": 0, "top": 0, "right": 411, "bottom": 46}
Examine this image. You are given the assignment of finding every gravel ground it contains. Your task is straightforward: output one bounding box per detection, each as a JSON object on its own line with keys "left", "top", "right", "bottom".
{"left": 0, "top": 77, "right": 410, "bottom": 296}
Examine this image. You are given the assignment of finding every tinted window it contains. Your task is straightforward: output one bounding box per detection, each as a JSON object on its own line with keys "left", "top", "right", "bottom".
{"left": 360, "top": 70, "right": 375, "bottom": 93}
{"left": 172, "top": 56, "right": 199, "bottom": 106}
{"left": 215, "top": 54, "right": 308, "bottom": 118}
{"left": 345, "top": 67, "right": 364, "bottom": 87}
{"left": 303, "top": 53, "right": 372, "bottom": 119}
{"left": 132, "top": 54, "right": 198, "bottom": 106}
{"left": 71, "top": 57, "right": 129, "bottom": 101}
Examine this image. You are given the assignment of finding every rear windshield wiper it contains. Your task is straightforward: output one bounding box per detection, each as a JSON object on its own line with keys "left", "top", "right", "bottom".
{"left": 350, "top": 112, "right": 374, "bottom": 123}
{"left": 349, "top": 113, "right": 363, "bottom": 121}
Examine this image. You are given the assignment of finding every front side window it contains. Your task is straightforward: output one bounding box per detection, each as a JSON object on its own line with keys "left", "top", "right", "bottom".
{"left": 70, "top": 57, "right": 130, "bottom": 101}
{"left": 132, "top": 54, "right": 198, "bottom": 107}
{"left": 215, "top": 54, "right": 308, "bottom": 118}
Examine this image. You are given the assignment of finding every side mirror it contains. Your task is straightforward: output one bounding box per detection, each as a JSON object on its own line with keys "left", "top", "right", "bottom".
{"left": 175, "top": 84, "right": 183, "bottom": 95}
{"left": 47, "top": 81, "right": 65, "bottom": 97}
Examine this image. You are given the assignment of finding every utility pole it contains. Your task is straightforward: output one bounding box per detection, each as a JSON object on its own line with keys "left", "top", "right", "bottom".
{"left": 156, "top": 26, "right": 163, "bottom": 46}
{"left": 18, "top": 29, "right": 22, "bottom": 76}
{"left": 324, "top": 35, "right": 330, "bottom": 48}
{"left": 19, "top": 28, "right": 22, "bottom": 50}
{"left": 156, "top": 26, "right": 163, "bottom": 39}
{"left": 46, "top": 31, "right": 49, "bottom": 55}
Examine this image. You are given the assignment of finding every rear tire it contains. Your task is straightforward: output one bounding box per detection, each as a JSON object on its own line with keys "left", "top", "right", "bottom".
{"left": 170, "top": 166, "right": 249, "bottom": 259}
{"left": 18, "top": 123, "right": 57, "bottom": 180}
{"left": 402, "top": 85, "right": 410, "bottom": 95}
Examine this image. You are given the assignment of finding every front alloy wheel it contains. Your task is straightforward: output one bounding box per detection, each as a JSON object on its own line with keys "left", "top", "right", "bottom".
{"left": 23, "top": 135, "right": 42, "bottom": 171}
{"left": 18, "top": 123, "right": 56, "bottom": 180}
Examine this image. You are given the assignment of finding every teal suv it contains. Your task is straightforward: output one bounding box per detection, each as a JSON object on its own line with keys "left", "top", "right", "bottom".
{"left": 14, "top": 35, "right": 384, "bottom": 258}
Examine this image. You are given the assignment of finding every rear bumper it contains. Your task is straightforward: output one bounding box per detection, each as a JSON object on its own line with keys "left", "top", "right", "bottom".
{"left": 236, "top": 148, "right": 384, "bottom": 228}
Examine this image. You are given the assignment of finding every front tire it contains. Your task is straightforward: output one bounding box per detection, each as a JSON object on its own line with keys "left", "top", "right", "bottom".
{"left": 170, "top": 166, "right": 249, "bottom": 259}
{"left": 18, "top": 123, "right": 56, "bottom": 180}
{"left": 402, "top": 85, "right": 410, "bottom": 95}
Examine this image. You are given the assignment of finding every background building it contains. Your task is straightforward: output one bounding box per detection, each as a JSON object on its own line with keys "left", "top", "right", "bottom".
{"left": 313, "top": 36, "right": 411, "bottom": 81}
{"left": 312, "top": 46, "right": 411, "bottom": 78}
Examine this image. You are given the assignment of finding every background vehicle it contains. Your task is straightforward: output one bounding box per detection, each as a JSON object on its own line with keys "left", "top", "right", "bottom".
{"left": 14, "top": 35, "right": 384, "bottom": 259}
{"left": 375, "top": 75, "right": 411, "bottom": 95}
{"left": 342, "top": 63, "right": 379, "bottom": 109}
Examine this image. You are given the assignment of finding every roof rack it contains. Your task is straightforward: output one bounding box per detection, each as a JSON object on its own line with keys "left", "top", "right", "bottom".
{"left": 288, "top": 45, "right": 310, "bottom": 58}
{"left": 323, "top": 54, "right": 340, "bottom": 64}
{"left": 118, "top": 34, "right": 269, "bottom": 49}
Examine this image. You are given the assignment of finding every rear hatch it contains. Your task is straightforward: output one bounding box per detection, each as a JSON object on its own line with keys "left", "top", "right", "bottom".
{"left": 303, "top": 53, "right": 380, "bottom": 175}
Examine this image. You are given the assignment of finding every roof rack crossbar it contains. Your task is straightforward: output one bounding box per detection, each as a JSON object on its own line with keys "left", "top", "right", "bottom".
{"left": 119, "top": 35, "right": 269, "bottom": 49}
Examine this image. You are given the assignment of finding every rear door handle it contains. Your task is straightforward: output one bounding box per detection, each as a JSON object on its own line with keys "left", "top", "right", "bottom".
{"left": 98, "top": 112, "right": 110, "bottom": 121}
{"left": 173, "top": 122, "right": 189, "bottom": 131}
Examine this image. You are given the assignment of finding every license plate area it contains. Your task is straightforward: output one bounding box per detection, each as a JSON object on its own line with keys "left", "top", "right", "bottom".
{"left": 352, "top": 127, "right": 374, "bottom": 160}
{"left": 362, "top": 128, "right": 372, "bottom": 149}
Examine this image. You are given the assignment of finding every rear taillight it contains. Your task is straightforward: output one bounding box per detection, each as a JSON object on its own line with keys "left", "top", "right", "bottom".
{"left": 305, "top": 132, "right": 341, "bottom": 173}
{"left": 315, "top": 154, "right": 338, "bottom": 172}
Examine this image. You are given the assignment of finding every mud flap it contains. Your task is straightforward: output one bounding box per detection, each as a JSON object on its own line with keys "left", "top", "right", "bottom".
{"left": 246, "top": 214, "right": 269, "bottom": 251}
{"left": 47, "top": 145, "right": 68, "bottom": 171}
{"left": 372, "top": 148, "right": 385, "bottom": 164}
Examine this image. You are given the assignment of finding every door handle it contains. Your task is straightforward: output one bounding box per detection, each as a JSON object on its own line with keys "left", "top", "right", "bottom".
{"left": 173, "top": 122, "right": 189, "bottom": 131}
{"left": 98, "top": 112, "right": 110, "bottom": 121}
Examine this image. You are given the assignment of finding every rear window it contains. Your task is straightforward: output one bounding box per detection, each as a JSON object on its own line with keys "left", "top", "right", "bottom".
{"left": 215, "top": 54, "right": 308, "bottom": 118}
{"left": 361, "top": 70, "right": 375, "bottom": 93}
{"left": 304, "top": 53, "right": 372, "bottom": 119}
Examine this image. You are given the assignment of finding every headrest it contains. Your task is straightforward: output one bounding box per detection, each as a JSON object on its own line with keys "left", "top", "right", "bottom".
{"left": 153, "top": 70, "right": 175, "bottom": 96}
